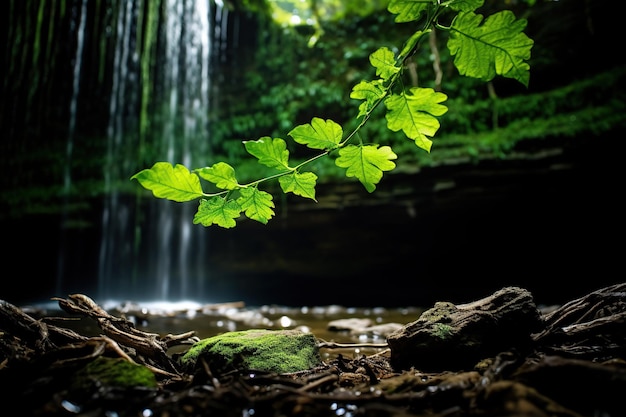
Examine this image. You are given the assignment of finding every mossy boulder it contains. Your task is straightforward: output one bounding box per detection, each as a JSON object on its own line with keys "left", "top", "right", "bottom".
{"left": 179, "top": 329, "right": 321, "bottom": 374}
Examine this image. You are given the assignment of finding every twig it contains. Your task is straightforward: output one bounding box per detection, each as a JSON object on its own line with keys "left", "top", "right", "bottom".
{"left": 318, "top": 341, "right": 388, "bottom": 349}
{"left": 53, "top": 294, "right": 186, "bottom": 374}
{"left": 297, "top": 374, "right": 339, "bottom": 392}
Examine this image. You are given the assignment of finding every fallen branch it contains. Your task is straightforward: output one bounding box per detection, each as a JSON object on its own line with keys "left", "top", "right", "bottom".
{"left": 53, "top": 294, "right": 197, "bottom": 374}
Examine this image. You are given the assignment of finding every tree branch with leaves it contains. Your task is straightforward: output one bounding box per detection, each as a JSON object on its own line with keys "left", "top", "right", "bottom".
{"left": 131, "top": 0, "right": 533, "bottom": 228}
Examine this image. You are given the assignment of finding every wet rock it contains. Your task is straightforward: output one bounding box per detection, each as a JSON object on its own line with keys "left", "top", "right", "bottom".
{"left": 387, "top": 287, "right": 544, "bottom": 371}
{"left": 179, "top": 329, "right": 321, "bottom": 374}
{"left": 357, "top": 322, "right": 404, "bottom": 338}
{"left": 327, "top": 318, "right": 373, "bottom": 332}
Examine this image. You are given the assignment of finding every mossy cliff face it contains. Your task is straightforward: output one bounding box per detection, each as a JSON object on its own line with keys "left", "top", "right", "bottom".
{"left": 179, "top": 329, "right": 322, "bottom": 374}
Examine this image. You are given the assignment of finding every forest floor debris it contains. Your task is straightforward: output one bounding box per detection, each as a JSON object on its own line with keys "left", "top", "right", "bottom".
{"left": 1, "top": 284, "right": 625, "bottom": 416}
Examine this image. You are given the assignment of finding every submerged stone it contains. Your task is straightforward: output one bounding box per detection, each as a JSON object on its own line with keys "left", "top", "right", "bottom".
{"left": 179, "top": 329, "right": 321, "bottom": 374}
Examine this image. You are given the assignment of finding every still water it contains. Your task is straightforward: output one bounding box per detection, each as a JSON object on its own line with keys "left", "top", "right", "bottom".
{"left": 28, "top": 300, "right": 424, "bottom": 360}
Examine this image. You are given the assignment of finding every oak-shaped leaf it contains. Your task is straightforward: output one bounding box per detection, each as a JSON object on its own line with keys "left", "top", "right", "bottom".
{"left": 387, "top": 0, "right": 431, "bottom": 23}
{"left": 289, "top": 118, "right": 342, "bottom": 151}
{"left": 385, "top": 87, "right": 448, "bottom": 152}
{"left": 335, "top": 144, "right": 397, "bottom": 193}
{"left": 350, "top": 79, "right": 386, "bottom": 119}
{"left": 278, "top": 171, "right": 317, "bottom": 201}
{"left": 236, "top": 187, "right": 275, "bottom": 224}
{"left": 195, "top": 162, "right": 240, "bottom": 190}
{"left": 448, "top": 10, "right": 533, "bottom": 87}
{"left": 193, "top": 196, "right": 242, "bottom": 228}
{"left": 449, "top": 0, "right": 484, "bottom": 12}
{"left": 131, "top": 162, "right": 204, "bottom": 202}
{"left": 369, "top": 47, "right": 400, "bottom": 81}
{"left": 243, "top": 137, "right": 290, "bottom": 171}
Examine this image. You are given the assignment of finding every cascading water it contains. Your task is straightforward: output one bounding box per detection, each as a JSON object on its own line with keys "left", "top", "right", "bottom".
{"left": 57, "top": 0, "right": 89, "bottom": 296}
{"left": 152, "top": 0, "right": 213, "bottom": 300}
{"left": 97, "top": 0, "right": 224, "bottom": 302}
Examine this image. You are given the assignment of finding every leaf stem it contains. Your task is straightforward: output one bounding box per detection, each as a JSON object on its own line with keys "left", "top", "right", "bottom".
{"left": 239, "top": 150, "right": 330, "bottom": 188}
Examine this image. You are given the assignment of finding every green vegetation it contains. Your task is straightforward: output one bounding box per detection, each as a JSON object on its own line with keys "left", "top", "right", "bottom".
{"left": 72, "top": 356, "right": 158, "bottom": 390}
{"left": 179, "top": 329, "right": 322, "bottom": 373}
{"left": 132, "top": 0, "right": 534, "bottom": 228}
{"left": 433, "top": 323, "right": 454, "bottom": 340}
{"left": 3, "top": 0, "right": 621, "bottom": 226}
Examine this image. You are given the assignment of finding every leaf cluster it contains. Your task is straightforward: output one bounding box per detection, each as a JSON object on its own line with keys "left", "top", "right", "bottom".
{"left": 132, "top": 0, "right": 533, "bottom": 228}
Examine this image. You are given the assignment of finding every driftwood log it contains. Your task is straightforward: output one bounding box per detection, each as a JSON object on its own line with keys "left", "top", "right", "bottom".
{"left": 387, "top": 286, "right": 544, "bottom": 371}
{"left": 532, "top": 282, "right": 626, "bottom": 359}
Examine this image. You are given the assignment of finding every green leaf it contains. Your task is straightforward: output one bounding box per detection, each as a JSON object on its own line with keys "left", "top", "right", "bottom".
{"left": 398, "top": 30, "right": 427, "bottom": 61}
{"left": 350, "top": 80, "right": 386, "bottom": 119}
{"left": 288, "top": 117, "right": 343, "bottom": 151}
{"left": 279, "top": 171, "right": 318, "bottom": 201}
{"left": 448, "top": 10, "right": 533, "bottom": 87}
{"left": 369, "top": 47, "right": 400, "bottom": 81}
{"left": 195, "top": 162, "right": 240, "bottom": 190}
{"left": 236, "top": 187, "right": 275, "bottom": 224}
{"left": 193, "top": 196, "right": 241, "bottom": 228}
{"left": 448, "top": 0, "right": 483, "bottom": 12}
{"left": 130, "top": 162, "right": 204, "bottom": 202}
{"left": 335, "top": 144, "right": 397, "bottom": 193}
{"left": 387, "top": 0, "right": 432, "bottom": 23}
{"left": 243, "top": 137, "right": 291, "bottom": 171}
{"left": 384, "top": 88, "right": 448, "bottom": 152}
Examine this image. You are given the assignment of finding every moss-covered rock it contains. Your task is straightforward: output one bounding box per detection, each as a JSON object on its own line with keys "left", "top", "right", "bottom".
{"left": 179, "top": 329, "right": 321, "bottom": 374}
{"left": 72, "top": 356, "right": 158, "bottom": 390}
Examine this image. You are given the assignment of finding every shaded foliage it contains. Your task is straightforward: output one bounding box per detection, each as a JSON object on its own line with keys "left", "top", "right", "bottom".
{"left": 1, "top": 0, "right": 624, "bottom": 220}
{"left": 209, "top": 0, "right": 625, "bottom": 171}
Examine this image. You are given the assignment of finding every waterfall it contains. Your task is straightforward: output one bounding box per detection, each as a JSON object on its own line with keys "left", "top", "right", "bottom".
{"left": 152, "top": 0, "right": 213, "bottom": 300}
{"left": 98, "top": 0, "right": 139, "bottom": 301}
{"left": 57, "top": 0, "right": 89, "bottom": 295}
{"left": 98, "top": 0, "right": 220, "bottom": 302}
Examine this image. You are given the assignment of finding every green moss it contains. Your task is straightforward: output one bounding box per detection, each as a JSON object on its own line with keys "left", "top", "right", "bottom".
{"left": 179, "top": 329, "right": 321, "bottom": 374}
{"left": 432, "top": 323, "right": 454, "bottom": 340}
{"left": 72, "top": 356, "right": 157, "bottom": 390}
{"left": 419, "top": 302, "right": 458, "bottom": 323}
